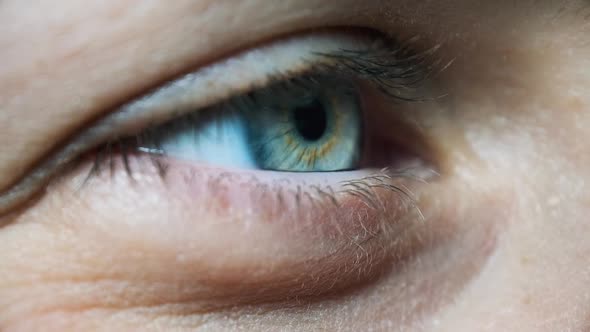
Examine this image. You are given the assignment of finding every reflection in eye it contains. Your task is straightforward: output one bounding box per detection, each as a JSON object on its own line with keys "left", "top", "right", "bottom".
{"left": 139, "top": 76, "right": 362, "bottom": 172}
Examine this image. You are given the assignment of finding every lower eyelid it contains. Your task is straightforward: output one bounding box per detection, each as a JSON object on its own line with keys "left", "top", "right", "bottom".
{"left": 70, "top": 152, "right": 433, "bottom": 303}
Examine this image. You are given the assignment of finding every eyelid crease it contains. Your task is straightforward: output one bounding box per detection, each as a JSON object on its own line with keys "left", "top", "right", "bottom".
{"left": 0, "top": 32, "right": 438, "bottom": 221}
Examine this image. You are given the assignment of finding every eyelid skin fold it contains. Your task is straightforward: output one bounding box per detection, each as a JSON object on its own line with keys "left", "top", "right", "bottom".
{"left": 0, "top": 31, "right": 435, "bottom": 221}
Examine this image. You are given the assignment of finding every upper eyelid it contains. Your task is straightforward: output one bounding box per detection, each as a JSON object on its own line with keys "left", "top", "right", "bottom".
{"left": 0, "top": 31, "right": 435, "bottom": 219}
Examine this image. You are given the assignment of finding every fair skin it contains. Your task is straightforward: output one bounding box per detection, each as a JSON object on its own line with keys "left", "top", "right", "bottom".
{"left": 1, "top": 0, "right": 590, "bottom": 331}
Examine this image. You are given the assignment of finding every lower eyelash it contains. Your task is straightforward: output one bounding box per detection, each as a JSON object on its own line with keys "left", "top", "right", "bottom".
{"left": 83, "top": 150, "right": 429, "bottom": 225}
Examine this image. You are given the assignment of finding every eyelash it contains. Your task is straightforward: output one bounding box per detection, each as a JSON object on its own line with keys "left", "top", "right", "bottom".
{"left": 90, "top": 37, "right": 437, "bottom": 171}
{"left": 0, "top": 33, "right": 442, "bottom": 217}
{"left": 85, "top": 36, "right": 438, "bottom": 211}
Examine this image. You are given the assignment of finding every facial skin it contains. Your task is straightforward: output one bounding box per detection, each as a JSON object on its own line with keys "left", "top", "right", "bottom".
{"left": 1, "top": 0, "right": 590, "bottom": 331}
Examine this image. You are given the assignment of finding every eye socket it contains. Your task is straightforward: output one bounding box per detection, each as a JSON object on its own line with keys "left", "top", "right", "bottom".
{"left": 0, "top": 31, "right": 439, "bottom": 217}
{"left": 76, "top": 32, "right": 440, "bottom": 306}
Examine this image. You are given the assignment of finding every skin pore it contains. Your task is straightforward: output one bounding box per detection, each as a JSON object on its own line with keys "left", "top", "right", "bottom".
{"left": 1, "top": 0, "right": 590, "bottom": 331}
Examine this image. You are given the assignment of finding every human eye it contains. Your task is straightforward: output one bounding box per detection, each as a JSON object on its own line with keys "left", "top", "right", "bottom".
{"left": 135, "top": 74, "right": 363, "bottom": 172}
{"left": 5, "top": 1, "right": 590, "bottom": 330}
{"left": 0, "top": 31, "right": 437, "bottom": 215}
{"left": 97, "top": 33, "right": 434, "bottom": 176}
{"left": 105, "top": 44, "right": 430, "bottom": 176}
{"left": 0, "top": 29, "right": 444, "bottom": 320}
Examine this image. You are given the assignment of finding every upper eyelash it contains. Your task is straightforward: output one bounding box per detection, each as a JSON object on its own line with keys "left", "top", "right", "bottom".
{"left": 316, "top": 39, "right": 442, "bottom": 100}
{"left": 94, "top": 38, "right": 442, "bottom": 178}
{"left": 91, "top": 48, "right": 436, "bottom": 179}
{"left": 0, "top": 34, "right": 442, "bottom": 219}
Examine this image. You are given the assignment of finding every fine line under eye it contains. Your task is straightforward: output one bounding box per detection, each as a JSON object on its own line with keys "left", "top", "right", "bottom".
{"left": 0, "top": 31, "right": 440, "bottom": 218}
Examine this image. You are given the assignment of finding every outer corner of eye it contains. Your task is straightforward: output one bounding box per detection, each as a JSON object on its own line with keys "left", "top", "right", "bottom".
{"left": 0, "top": 27, "right": 435, "bottom": 227}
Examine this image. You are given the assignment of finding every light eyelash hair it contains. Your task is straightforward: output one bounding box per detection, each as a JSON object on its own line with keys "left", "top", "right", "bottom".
{"left": 89, "top": 37, "right": 443, "bottom": 178}
{"left": 86, "top": 154, "right": 429, "bottom": 239}
{"left": 0, "top": 34, "right": 445, "bottom": 221}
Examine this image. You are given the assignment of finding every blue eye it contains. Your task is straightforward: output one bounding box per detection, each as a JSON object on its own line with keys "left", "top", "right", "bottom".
{"left": 146, "top": 76, "right": 363, "bottom": 172}
{"left": 246, "top": 79, "right": 361, "bottom": 172}
{"left": 0, "top": 33, "right": 436, "bottom": 216}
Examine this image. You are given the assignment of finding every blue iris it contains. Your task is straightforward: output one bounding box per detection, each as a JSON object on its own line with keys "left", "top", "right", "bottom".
{"left": 153, "top": 76, "right": 363, "bottom": 172}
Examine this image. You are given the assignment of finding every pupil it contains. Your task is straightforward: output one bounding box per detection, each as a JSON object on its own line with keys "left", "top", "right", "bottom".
{"left": 292, "top": 99, "right": 327, "bottom": 141}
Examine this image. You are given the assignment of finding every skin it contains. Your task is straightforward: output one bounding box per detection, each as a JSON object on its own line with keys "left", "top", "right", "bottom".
{"left": 1, "top": 0, "right": 590, "bottom": 331}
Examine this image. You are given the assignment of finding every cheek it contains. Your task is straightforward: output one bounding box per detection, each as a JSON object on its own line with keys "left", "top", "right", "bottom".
{"left": 409, "top": 34, "right": 590, "bottom": 329}
{"left": 0, "top": 153, "right": 513, "bottom": 331}
{"left": 17, "top": 161, "right": 425, "bottom": 307}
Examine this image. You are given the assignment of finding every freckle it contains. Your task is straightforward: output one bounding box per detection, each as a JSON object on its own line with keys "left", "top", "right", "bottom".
{"left": 216, "top": 193, "right": 231, "bottom": 212}
{"left": 520, "top": 256, "right": 532, "bottom": 266}
{"left": 567, "top": 97, "right": 584, "bottom": 112}
{"left": 522, "top": 295, "right": 533, "bottom": 305}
